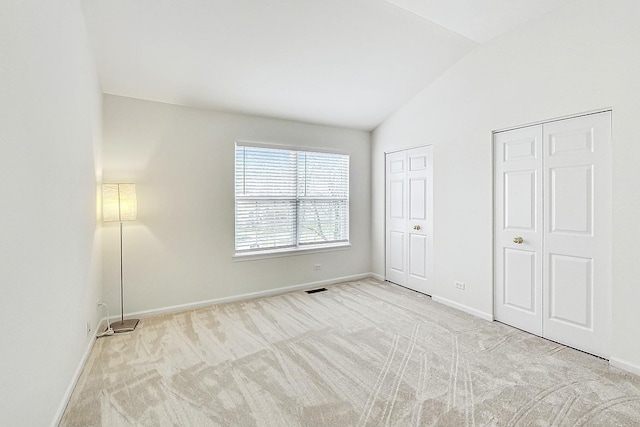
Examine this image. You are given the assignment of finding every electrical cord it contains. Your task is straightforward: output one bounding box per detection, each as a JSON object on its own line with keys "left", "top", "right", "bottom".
{"left": 97, "top": 302, "right": 115, "bottom": 338}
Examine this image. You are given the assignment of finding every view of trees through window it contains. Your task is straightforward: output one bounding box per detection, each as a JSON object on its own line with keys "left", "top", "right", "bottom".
{"left": 235, "top": 144, "right": 349, "bottom": 253}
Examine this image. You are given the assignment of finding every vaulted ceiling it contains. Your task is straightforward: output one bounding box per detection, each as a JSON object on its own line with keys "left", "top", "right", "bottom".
{"left": 81, "top": 0, "right": 569, "bottom": 130}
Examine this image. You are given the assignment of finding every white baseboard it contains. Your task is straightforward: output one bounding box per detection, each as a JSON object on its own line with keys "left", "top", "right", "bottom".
{"left": 432, "top": 295, "right": 494, "bottom": 322}
{"left": 121, "top": 273, "right": 377, "bottom": 320}
{"left": 369, "top": 272, "right": 385, "bottom": 282}
{"left": 610, "top": 357, "right": 640, "bottom": 377}
{"left": 51, "top": 334, "right": 96, "bottom": 427}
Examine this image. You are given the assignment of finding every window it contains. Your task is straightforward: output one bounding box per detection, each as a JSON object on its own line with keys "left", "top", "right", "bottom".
{"left": 235, "top": 143, "right": 349, "bottom": 255}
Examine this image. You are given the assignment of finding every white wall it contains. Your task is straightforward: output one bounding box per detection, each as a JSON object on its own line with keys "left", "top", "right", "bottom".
{"left": 372, "top": 0, "right": 640, "bottom": 369}
{"left": 102, "top": 95, "right": 371, "bottom": 315}
{"left": 0, "top": 1, "right": 103, "bottom": 425}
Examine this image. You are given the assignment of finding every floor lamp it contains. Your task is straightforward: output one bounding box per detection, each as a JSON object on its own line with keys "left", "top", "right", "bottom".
{"left": 102, "top": 183, "right": 140, "bottom": 333}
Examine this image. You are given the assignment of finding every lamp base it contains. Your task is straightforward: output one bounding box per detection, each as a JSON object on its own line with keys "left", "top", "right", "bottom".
{"left": 111, "top": 319, "right": 140, "bottom": 333}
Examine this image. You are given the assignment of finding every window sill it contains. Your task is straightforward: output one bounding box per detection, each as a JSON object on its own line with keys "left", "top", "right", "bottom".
{"left": 234, "top": 243, "right": 351, "bottom": 262}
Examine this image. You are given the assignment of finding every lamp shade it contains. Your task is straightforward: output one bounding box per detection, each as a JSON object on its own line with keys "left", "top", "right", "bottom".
{"left": 103, "top": 183, "right": 137, "bottom": 222}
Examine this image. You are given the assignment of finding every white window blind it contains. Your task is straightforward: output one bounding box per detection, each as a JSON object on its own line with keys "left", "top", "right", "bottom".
{"left": 235, "top": 144, "right": 349, "bottom": 254}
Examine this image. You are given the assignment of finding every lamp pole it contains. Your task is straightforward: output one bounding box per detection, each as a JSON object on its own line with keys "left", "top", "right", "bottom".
{"left": 120, "top": 221, "right": 124, "bottom": 325}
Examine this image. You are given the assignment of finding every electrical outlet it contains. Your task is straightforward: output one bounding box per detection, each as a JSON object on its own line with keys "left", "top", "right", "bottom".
{"left": 314, "top": 264, "right": 322, "bottom": 271}
{"left": 86, "top": 321, "right": 92, "bottom": 335}
{"left": 455, "top": 281, "right": 465, "bottom": 290}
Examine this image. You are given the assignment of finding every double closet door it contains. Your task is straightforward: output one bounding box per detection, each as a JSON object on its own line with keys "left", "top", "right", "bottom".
{"left": 494, "top": 111, "right": 611, "bottom": 358}
{"left": 385, "top": 146, "right": 434, "bottom": 295}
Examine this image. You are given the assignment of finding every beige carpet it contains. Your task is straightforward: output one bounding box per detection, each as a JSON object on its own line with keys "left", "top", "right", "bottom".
{"left": 61, "top": 278, "right": 640, "bottom": 426}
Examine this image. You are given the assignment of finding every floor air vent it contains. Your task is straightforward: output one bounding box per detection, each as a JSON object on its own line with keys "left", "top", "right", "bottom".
{"left": 305, "top": 288, "right": 328, "bottom": 294}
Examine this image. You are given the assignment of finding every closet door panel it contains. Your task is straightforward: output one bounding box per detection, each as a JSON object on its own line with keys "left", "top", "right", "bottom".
{"left": 386, "top": 151, "right": 407, "bottom": 286}
{"left": 542, "top": 112, "right": 611, "bottom": 358}
{"left": 386, "top": 146, "right": 433, "bottom": 295}
{"left": 494, "top": 125, "right": 543, "bottom": 336}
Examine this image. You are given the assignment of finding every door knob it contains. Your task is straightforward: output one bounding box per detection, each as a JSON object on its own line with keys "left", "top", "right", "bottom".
{"left": 513, "top": 237, "right": 524, "bottom": 244}
{"left": 413, "top": 225, "right": 421, "bottom": 230}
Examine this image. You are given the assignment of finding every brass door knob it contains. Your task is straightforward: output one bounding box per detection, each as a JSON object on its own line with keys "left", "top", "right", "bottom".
{"left": 413, "top": 225, "right": 421, "bottom": 230}
{"left": 513, "top": 237, "right": 524, "bottom": 244}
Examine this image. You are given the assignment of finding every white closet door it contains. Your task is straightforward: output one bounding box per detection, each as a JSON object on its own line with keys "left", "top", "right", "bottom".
{"left": 542, "top": 112, "right": 611, "bottom": 358}
{"left": 494, "top": 111, "right": 611, "bottom": 358}
{"left": 406, "top": 147, "right": 433, "bottom": 295}
{"left": 386, "top": 146, "right": 433, "bottom": 295}
{"left": 386, "top": 150, "right": 408, "bottom": 287}
{"left": 494, "top": 125, "right": 544, "bottom": 335}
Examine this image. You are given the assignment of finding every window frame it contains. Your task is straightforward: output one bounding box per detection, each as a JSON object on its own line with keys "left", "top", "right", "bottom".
{"left": 234, "top": 141, "right": 350, "bottom": 259}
